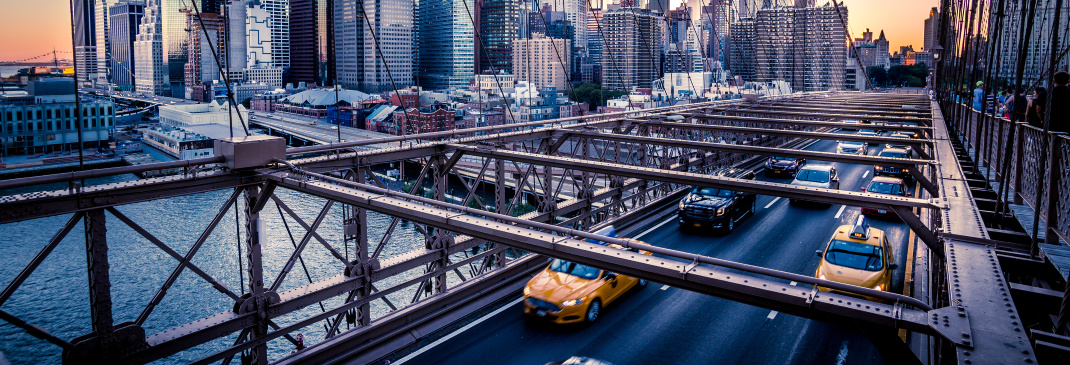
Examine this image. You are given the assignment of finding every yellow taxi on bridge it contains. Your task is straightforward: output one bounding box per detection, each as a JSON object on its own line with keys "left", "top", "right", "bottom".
{"left": 814, "top": 216, "right": 898, "bottom": 301}
{"left": 523, "top": 227, "right": 651, "bottom": 324}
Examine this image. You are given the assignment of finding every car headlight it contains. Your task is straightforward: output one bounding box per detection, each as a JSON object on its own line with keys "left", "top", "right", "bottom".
{"left": 561, "top": 296, "right": 587, "bottom": 307}
{"left": 818, "top": 273, "right": 827, "bottom": 280}
{"left": 679, "top": 201, "right": 686, "bottom": 210}
{"left": 875, "top": 166, "right": 883, "bottom": 170}
{"left": 716, "top": 208, "right": 725, "bottom": 216}
{"left": 523, "top": 286, "right": 531, "bottom": 296}
{"left": 872, "top": 283, "right": 886, "bottom": 291}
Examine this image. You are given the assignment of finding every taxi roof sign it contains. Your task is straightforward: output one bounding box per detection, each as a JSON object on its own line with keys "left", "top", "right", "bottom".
{"left": 586, "top": 226, "right": 617, "bottom": 246}
{"left": 849, "top": 215, "right": 871, "bottom": 240}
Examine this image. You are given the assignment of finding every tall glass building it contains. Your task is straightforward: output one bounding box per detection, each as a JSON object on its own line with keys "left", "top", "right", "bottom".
{"left": 108, "top": 1, "right": 145, "bottom": 88}
{"left": 477, "top": 0, "right": 519, "bottom": 74}
{"left": 335, "top": 0, "right": 414, "bottom": 92}
{"left": 135, "top": 0, "right": 166, "bottom": 95}
{"left": 417, "top": 0, "right": 475, "bottom": 90}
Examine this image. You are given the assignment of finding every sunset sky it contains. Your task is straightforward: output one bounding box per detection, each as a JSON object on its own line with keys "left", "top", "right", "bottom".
{"left": 0, "top": 0, "right": 937, "bottom": 62}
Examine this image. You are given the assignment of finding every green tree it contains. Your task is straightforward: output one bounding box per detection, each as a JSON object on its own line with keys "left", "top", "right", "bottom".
{"left": 867, "top": 66, "right": 888, "bottom": 85}
{"left": 241, "top": 97, "right": 252, "bottom": 108}
{"left": 568, "top": 82, "right": 628, "bottom": 110}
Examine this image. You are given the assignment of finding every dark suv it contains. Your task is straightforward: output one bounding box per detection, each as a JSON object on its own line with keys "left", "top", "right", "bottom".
{"left": 678, "top": 169, "right": 758, "bottom": 233}
{"left": 764, "top": 156, "right": 806, "bottom": 177}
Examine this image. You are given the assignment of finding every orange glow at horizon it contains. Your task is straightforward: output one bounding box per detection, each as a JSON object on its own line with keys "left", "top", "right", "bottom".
{"left": 1, "top": 0, "right": 933, "bottom": 62}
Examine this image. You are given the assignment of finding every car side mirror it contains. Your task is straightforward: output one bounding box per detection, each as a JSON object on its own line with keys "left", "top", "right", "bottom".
{"left": 860, "top": 187, "right": 867, "bottom": 192}
{"left": 604, "top": 272, "right": 617, "bottom": 281}
{"left": 815, "top": 250, "right": 824, "bottom": 257}
{"left": 889, "top": 263, "right": 900, "bottom": 270}
{"left": 906, "top": 192, "right": 912, "bottom": 197}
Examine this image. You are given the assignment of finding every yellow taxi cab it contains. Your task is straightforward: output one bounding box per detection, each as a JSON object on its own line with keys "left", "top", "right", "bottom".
{"left": 813, "top": 216, "right": 898, "bottom": 301}
{"left": 523, "top": 227, "right": 652, "bottom": 324}
{"left": 309, "top": 121, "right": 317, "bottom": 125}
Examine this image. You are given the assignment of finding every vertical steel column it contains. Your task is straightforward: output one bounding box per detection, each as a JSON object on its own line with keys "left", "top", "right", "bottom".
{"left": 495, "top": 158, "right": 507, "bottom": 217}
{"left": 431, "top": 155, "right": 449, "bottom": 294}
{"left": 355, "top": 169, "right": 371, "bottom": 326}
{"left": 1014, "top": 123, "right": 1026, "bottom": 204}
{"left": 1044, "top": 136, "right": 1062, "bottom": 244}
{"left": 85, "top": 209, "right": 114, "bottom": 359}
{"left": 243, "top": 185, "right": 269, "bottom": 363}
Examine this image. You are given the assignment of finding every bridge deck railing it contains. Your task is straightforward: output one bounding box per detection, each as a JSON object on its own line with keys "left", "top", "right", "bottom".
{"left": 944, "top": 101, "right": 1068, "bottom": 245}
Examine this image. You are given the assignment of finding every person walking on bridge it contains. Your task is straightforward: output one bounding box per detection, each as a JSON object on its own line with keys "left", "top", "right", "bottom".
{"left": 973, "top": 81, "right": 986, "bottom": 111}
{"left": 1027, "top": 87, "right": 1048, "bottom": 127}
{"left": 1049, "top": 71, "right": 1069, "bottom": 133}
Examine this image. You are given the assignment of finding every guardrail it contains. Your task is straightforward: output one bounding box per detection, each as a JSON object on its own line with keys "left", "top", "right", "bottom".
{"left": 945, "top": 102, "right": 1068, "bottom": 244}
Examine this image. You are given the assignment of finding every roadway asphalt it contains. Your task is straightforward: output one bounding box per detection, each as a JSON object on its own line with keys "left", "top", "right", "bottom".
{"left": 394, "top": 132, "right": 917, "bottom": 365}
{"left": 249, "top": 111, "right": 395, "bottom": 146}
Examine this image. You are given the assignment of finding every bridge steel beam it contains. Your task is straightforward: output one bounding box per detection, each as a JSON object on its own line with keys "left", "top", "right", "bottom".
{"left": 455, "top": 145, "right": 946, "bottom": 259}
{"left": 709, "top": 107, "right": 930, "bottom": 124}
{"left": 636, "top": 120, "right": 935, "bottom": 159}
{"left": 260, "top": 173, "right": 967, "bottom": 351}
{"left": 0, "top": 171, "right": 259, "bottom": 225}
{"left": 927, "top": 101, "right": 1037, "bottom": 364}
{"left": 682, "top": 113, "right": 934, "bottom": 132}
{"left": 523, "top": 132, "right": 941, "bottom": 198}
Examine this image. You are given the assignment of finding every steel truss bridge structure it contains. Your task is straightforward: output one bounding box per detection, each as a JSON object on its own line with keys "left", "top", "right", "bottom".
{"left": 0, "top": 91, "right": 1068, "bottom": 365}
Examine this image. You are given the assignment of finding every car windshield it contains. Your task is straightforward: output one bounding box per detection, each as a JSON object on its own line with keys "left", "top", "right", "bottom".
{"left": 880, "top": 151, "right": 909, "bottom": 159}
{"left": 860, "top": 129, "right": 876, "bottom": 133}
{"left": 771, "top": 156, "right": 794, "bottom": 162}
{"left": 691, "top": 187, "right": 735, "bottom": 197}
{"left": 867, "top": 181, "right": 902, "bottom": 195}
{"left": 841, "top": 141, "right": 864, "bottom": 147}
{"left": 796, "top": 169, "right": 830, "bottom": 183}
{"left": 825, "top": 240, "right": 884, "bottom": 271}
{"left": 548, "top": 259, "right": 601, "bottom": 280}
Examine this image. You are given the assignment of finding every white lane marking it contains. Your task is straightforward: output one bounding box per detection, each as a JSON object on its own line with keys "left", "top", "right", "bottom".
{"left": 834, "top": 205, "right": 847, "bottom": 219}
{"left": 766, "top": 282, "right": 798, "bottom": 321}
{"left": 835, "top": 340, "right": 850, "bottom": 365}
{"left": 764, "top": 197, "right": 781, "bottom": 209}
{"left": 636, "top": 216, "right": 675, "bottom": 239}
{"left": 790, "top": 281, "right": 797, "bottom": 286}
{"left": 862, "top": 170, "right": 870, "bottom": 178}
{"left": 394, "top": 297, "right": 524, "bottom": 364}
{"left": 660, "top": 285, "right": 670, "bottom": 290}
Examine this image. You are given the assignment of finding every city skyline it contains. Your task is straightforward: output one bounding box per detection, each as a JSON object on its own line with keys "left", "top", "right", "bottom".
{"left": 1, "top": 0, "right": 935, "bottom": 63}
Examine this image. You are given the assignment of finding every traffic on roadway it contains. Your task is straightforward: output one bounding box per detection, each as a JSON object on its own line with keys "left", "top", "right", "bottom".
{"left": 392, "top": 127, "right": 921, "bottom": 365}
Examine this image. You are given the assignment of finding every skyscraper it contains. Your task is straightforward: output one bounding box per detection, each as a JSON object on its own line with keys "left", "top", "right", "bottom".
{"left": 72, "top": 0, "right": 99, "bottom": 85}
{"left": 477, "top": 0, "right": 520, "bottom": 74}
{"left": 991, "top": 0, "right": 1069, "bottom": 83}
{"left": 162, "top": 0, "right": 223, "bottom": 97}
{"left": 96, "top": 0, "right": 117, "bottom": 86}
{"left": 923, "top": 7, "right": 938, "bottom": 51}
{"left": 601, "top": 6, "right": 663, "bottom": 90}
{"left": 513, "top": 33, "right": 571, "bottom": 90}
{"left": 418, "top": 0, "right": 476, "bottom": 90}
{"left": 748, "top": 2, "right": 846, "bottom": 91}
{"left": 135, "top": 0, "right": 166, "bottom": 95}
{"left": 108, "top": 1, "right": 145, "bottom": 88}
{"left": 183, "top": 10, "right": 228, "bottom": 99}
{"left": 586, "top": 6, "right": 603, "bottom": 82}
{"left": 264, "top": 0, "right": 290, "bottom": 68}
{"left": 336, "top": 0, "right": 413, "bottom": 92}
{"left": 288, "top": 0, "right": 334, "bottom": 86}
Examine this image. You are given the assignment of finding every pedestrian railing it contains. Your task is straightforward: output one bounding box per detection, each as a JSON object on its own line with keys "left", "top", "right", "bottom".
{"left": 946, "top": 101, "right": 1068, "bottom": 244}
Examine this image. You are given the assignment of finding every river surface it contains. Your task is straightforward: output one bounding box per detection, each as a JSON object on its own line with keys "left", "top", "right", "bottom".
{"left": 0, "top": 171, "right": 445, "bottom": 364}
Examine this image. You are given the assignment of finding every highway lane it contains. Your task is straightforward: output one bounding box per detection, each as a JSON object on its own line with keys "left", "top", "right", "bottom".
{"left": 396, "top": 133, "right": 917, "bottom": 365}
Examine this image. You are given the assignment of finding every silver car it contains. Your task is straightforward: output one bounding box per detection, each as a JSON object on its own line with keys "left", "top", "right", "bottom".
{"left": 837, "top": 140, "right": 868, "bottom": 155}
{"left": 789, "top": 164, "right": 840, "bottom": 204}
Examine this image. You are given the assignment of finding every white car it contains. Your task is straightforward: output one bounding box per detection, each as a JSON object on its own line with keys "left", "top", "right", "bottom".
{"left": 837, "top": 140, "right": 868, "bottom": 155}
{"left": 330, "top": 126, "right": 338, "bottom": 130}
{"left": 789, "top": 164, "right": 840, "bottom": 204}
